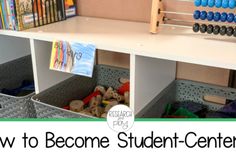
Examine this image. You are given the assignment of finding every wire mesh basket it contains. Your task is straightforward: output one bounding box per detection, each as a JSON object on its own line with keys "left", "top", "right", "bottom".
{"left": 0, "top": 56, "right": 36, "bottom": 118}
{"left": 137, "top": 79, "right": 236, "bottom": 118}
{"left": 32, "top": 65, "right": 129, "bottom": 118}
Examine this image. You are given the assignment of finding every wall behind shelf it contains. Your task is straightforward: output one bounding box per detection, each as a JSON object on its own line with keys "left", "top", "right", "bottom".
{"left": 77, "top": 0, "right": 230, "bottom": 87}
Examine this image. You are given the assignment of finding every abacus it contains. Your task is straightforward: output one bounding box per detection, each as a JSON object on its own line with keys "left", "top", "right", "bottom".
{"left": 150, "top": 0, "right": 236, "bottom": 37}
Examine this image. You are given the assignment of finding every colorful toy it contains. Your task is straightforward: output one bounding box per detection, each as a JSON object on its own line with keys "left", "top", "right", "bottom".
{"left": 117, "top": 82, "right": 130, "bottom": 95}
{"left": 64, "top": 79, "right": 130, "bottom": 118}
{"left": 82, "top": 91, "right": 101, "bottom": 105}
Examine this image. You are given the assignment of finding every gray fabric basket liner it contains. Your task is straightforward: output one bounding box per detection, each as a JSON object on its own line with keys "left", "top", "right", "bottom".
{"left": 137, "top": 80, "right": 236, "bottom": 118}
{"left": 0, "top": 55, "right": 36, "bottom": 118}
{"left": 32, "top": 65, "right": 129, "bottom": 118}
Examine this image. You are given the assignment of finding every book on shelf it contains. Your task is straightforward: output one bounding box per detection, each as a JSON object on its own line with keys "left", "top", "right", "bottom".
{"left": 0, "top": 0, "right": 71, "bottom": 31}
{"left": 65, "top": 0, "right": 76, "bottom": 18}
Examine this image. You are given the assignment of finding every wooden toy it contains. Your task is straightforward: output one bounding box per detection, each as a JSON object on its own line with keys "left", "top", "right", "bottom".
{"left": 101, "top": 113, "right": 107, "bottom": 118}
{"left": 124, "top": 91, "right": 130, "bottom": 105}
{"left": 103, "top": 87, "right": 114, "bottom": 100}
{"left": 91, "top": 106, "right": 104, "bottom": 117}
{"left": 150, "top": 0, "right": 236, "bottom": 37}
{"left": 67, "top": 79, "right": 130, "bottom": 118}
{"left": 94, "top": 85, "right": 106, "bottom": 95}
{"left": 69, "top": 100, "right": 84, "bottom": 112}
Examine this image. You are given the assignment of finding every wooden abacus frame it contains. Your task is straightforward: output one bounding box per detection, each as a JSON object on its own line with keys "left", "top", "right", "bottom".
{"left": 150, "top": 0, "right": 165, "bottom": 33}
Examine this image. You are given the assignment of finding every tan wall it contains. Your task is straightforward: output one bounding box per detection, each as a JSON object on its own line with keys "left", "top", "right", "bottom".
{"left": 77, "top": 0, "right": 230, "bottom": 86}
{"left": 78, "top": 0, "right": 152, "bottom": 22}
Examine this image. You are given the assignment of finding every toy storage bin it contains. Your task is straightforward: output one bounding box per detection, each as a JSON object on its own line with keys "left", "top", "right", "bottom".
{"left": 137, "top": 80, "right": 236, "bottom": 118}
{"left": 0, "top": 56, "right": 36, "bottom": 118}
{"left": 31, "top": 65, "right": 129, "bottom": 118}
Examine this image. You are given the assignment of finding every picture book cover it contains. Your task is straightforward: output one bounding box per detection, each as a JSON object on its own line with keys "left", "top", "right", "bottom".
{"left": 0, "top": 3, "right": 4, "bottom": 29}
{"left": 8, "top": 0, "right": 18, "bottom": 30}
{"left": 1, "top": 0, "right": 9, "bottom": 29}
{"left": 50, "top": 40, "right": 96, "bottom": 78}
{"left": 5, "top": 0, "right": 13, "bottom": 29}
{"left": 65, "top": 0, "right": 76, "bottom": 18}
{"left": 15, "top": 0, "right": 35, "bottom": 30}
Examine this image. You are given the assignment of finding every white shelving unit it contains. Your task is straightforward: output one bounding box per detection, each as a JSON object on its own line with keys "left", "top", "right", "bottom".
{"left": 1, "top": 16, "right": 236, "bottom": 114}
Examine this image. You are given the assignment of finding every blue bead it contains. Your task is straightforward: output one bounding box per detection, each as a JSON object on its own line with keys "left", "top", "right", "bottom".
{"left": 222, "top": 0, "right": 229, "bottom": 8}
{"left": 234, "top": 14, "right": 236, "bottom": 22}
{"left": 214, "top": 12, "right": 221, "bottom": 21}
{"left": 194, "top": 0, "right": 202, "bottom": 6}
{"left": 215, "top": 0, "right": 222, "bottom": 7}
{"left": 227, "top": 13, "right": 234, "bottom": 22}
{"left": 194, "top": 10, "right": 201, "bottom": 19}
{"left": 221, "top": 12, "right": 227, "bottom": 22}
{"left": 200, "top": 11, "right": 207, "bottom": 20}
{"left": 229, "top": 0, "right": 236, "bottom": 8}
{"left": 208, "top": 0, "right": 215, "bottom": 7}
{"left": 202, "top": 0, "right": 208, "bottom": 6}
{"left": 207, "top": 11, "right": 214, "bottom": 21}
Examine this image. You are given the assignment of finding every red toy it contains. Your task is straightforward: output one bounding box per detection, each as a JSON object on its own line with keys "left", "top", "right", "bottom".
{"left": 82, "top": 91, "right": 101, "bottom": 105}
{"left": 117, "top": 82, "right": 130, "bottom": 95}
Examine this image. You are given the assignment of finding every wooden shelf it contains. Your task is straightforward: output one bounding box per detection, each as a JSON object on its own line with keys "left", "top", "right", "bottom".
{"left": 1, "top": 16, "right": 236, "bottom": 70}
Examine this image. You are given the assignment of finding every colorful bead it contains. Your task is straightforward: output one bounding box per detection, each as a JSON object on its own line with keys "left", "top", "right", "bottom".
{"left": 200, "top": 11, "right": 207, "bottom": 20}
{"left": 233, "top": 27, "right": 236, "bottom": 37}
{"left": 200, "top": 24, "right": 207, "bottom": 33}
{"left": 194, "top": 10, "right": 201, "bottom": 19}
{"left": 207, "top": 24, "right": 214, "bottom": 34}
{"left": 226, "top": 27, "right": 234, "bottom": 36}
{"left": 194, "top": 0, "right": 202, "bottom": 6}
{"left": 222, "top": 0, "right": 229, "bottom": 8}
{"left": 215, "top": 0, "right": 222, "bottom": 8}
{"left": 202, "top": 0, "right": 208, "bottom": 6}
{"left": 214, "top": 12, "right": 221, "bottom": 21}
{"left": 220, "top": 12, "right": 227, "bottom": 22}
{"left": 193, "top": 23, "right": 200, "bottom": 32}
{"left": 227, "top": 13, "right": 234, "bottom": 22}
{"left": 208, "top": 0, "right": 215, "bottom": 7}
{"left": 213, "top": 25, "right": 220, "bottom": 35}
{"left": 229, "top": 0, "right": 236, "bottom": 9}
{"left": 207, "top": 11, "right": 214, "bottom": 21}
{"left": 220, "top": 26, "right": 227, "bottom": 35}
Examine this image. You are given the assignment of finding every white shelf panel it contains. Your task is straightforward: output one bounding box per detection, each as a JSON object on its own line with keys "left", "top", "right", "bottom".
{"left": 0, "top": 36, "right": 31, "bottom": 64}
{"left": 1, "top": 16, "right": 236, "bottom": 69}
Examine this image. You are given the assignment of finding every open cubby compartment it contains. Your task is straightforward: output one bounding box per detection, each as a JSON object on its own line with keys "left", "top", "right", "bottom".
{"left": 0, "top": 36, "right": 36, "bottom": 118}
{"left": 134, "top": 55, "right": 236, "bottom": 118}
{"left": 30, "top": 39, "right": 132, "bottom": 118}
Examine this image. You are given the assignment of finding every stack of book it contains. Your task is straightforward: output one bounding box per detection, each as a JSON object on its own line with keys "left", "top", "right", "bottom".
{"left": 0, "top": 0, "right": 77, "bottom": 31}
